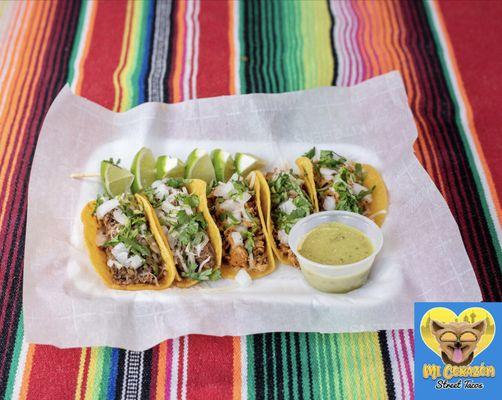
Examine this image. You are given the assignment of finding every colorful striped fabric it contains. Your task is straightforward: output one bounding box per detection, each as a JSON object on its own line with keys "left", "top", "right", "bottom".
{"left": 0, "top": 1, "right": 500, "bottom": 399}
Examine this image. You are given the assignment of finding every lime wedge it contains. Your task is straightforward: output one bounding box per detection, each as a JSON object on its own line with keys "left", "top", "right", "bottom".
{"left": 101, "top": 161, "right": 134, "bottom": 197}
{"left": 234, "top": 152, "right": 266, "bottom": 177}
{"left": 130, "top": 147, "right": 157, "bottom": 193}
{"left": 211, "top": 149, "right": 235, "bottom": 182}
{"left": 185, "top": 148, "right": 216, "bottom": 187}
{"left": 156, "top": 155, "right": 185, "bottom": 179}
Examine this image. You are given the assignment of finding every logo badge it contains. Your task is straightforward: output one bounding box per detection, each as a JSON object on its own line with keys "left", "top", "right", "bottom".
{"left": 415, "top": 302, "right": 501, "bottom": 399}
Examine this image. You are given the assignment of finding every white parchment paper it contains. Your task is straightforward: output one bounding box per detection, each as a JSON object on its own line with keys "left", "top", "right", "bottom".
{"left": 24, "top": 72, "right": 481, "bottom": 350}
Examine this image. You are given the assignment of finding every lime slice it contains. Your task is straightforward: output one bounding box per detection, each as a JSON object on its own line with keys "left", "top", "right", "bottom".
{"left": 234, "top": 152, "right": 266, "bottom": 177}
{"left": 156, "top": 155, "right": 185, "bottom": 179}
{"left": 185, "top": 148, "right": 216, "bottom": 187}
{"left": 211, "top": 149, "right": 235, "bottom": 182}
{"left": 101, "top": 161, "right": 134, "bottom": 197}
{"left": 130, "top": 147, "right": 157, "bottom": 193}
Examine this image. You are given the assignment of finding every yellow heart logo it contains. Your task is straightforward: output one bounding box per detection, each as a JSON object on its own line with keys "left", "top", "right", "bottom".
{"left": 420, "top": 307, "right": 495, "bottom": 362}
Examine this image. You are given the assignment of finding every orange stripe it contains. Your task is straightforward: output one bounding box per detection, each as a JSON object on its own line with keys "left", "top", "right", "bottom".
{"left": 74, "top": 1, "right": 98, "bottom": 96}
{"left": 381, "top": 1, "right": 443, "bottom": 190}
{"left": 232, "top": 337, "right": 242, "bottom": 400}
{"left": 0, "top": 2, "right": 25, "bottom": 78}
{"left": 0, "top": 1, "right": 50, "bottom": 226}
{"left": 156, "top": 342, "right": 168, "bottom": 400}
{"left": 228, "top": 0, "right": 236, "bottom": 95}
{"left": 171, "top": 1, "right": 187, "bottom": 103}
{"left": 432, "top": 1, "right": 502, "bottom": 222}
{"left": 18, "top": 345, "right": 36, "bottom": 400}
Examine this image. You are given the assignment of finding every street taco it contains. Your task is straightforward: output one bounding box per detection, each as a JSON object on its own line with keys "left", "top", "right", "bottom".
{"left": 81, "top": 193, "right": 176, "bottom": 290}
{"left": 260, "top": 168, "right": 314, "bottom": 267}
{"left": 299, "top": 148, "right": 388, "bottom": 226}
{"left": 208, "top": 172, "right": 275, "bottom": 279}
{"left": 142, "top": 178, "right": 222, "bottom": 288}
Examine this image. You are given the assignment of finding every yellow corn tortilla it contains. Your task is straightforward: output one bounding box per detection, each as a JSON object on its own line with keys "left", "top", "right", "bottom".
{"left": 361, "top": 164, "right": 388, "bottom": 226}
{"left": 255, "top": 169, "right": 293, "bottom": 266}
{"left": 81, "top": 195, "right": 177, "bottom": 291}
{"left": 297, "top": 157, "right": 389, "bottom": 226}
{"left": 139, "top": 179, "right": 223, "bottom": 288}
{"left": 296, "top": 157, "right": 319, "bottom": 212}
{"left": 220, "top": 171, "right": 276, "bottom": 279}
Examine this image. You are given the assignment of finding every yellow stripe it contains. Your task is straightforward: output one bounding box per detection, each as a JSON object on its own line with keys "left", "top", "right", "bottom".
{"left": 84, "top": 348, "right": 102, "bottom": 400}
{"left": 74, "top": 348, "right": 88, "bottom": 400}
{"left": 112, "top": 0, "right": 134, "bottom": 112}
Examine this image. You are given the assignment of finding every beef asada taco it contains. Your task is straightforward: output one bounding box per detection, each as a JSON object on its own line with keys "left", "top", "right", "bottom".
{"left": 142, "top": 177, "right": 222, "bottom": 287}
{"left": 297, "top": 148, "right": 388, "bottom": 226}
{"left": 259, "top": 168, "right": 315, "bottom": 267}
{"left": 81, "top": 193, "right": 177, "bottom": 290}
{"left": 208, "top": 172, "right": 275, "bottom": 279}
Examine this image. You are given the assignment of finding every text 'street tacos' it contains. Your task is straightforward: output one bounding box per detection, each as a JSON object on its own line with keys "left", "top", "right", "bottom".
{"left": 81, "top": 193, "right": 177, "bottom": 290}
{"left": 300, "top": 148, "right": 389, "bottom": 226}
{"left": 142, "top": 177, "right": 222, "bottom": 287}
{"left": 260, "top": 167, "right": 314, "bottom": 267}
{"left": 208, "top": 171, "right": 275, "bottom": 279}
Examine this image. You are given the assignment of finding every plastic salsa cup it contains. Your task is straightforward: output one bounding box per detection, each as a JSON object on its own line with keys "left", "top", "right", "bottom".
{"left": 288, "top": 211, "right": 384, "bottom": 293}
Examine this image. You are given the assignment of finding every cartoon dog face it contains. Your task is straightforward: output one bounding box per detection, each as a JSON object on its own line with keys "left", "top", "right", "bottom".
{"left": 430, "top": 319, "right": 486, "bottom": 366}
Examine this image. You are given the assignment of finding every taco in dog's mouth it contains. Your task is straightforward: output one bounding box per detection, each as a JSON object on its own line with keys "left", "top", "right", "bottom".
{"left": 81, "top": 193, "right": 176, "bottom": 290}
{"left": 259, "top": 168, "right": 314, "bottom": 267}
{"left": 298, "top": 147, "right": 388, "bottom": 226}
{"left": 208, "top": 172, "right": 275, "bottom": 279}
{"left": 142, "top": 177, "right": 222, "bottom": 287}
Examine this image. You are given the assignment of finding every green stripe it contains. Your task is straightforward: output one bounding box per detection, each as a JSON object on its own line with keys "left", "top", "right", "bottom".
{"left": 280, "top": 333, "right": 290, "bottom": 400}
{"left": 424, "top": 1, "right": 502, "bottom": 268}
{"left": 247, "top": 336, "right": 256, "bottom": 400}
{"left": 98, "top": 348, "right": 112, "bottom": 399}
{"left": 5, "top": 313, "right": 24, "bottom": 399}
{"left": 67, "top": 0, "right": 88, "bottom": 86}
{"left": 330, "top": 335, "right": 344, "bottom": 399}
{"left": 289, "top": 333, "right": 300, "bottom": 400}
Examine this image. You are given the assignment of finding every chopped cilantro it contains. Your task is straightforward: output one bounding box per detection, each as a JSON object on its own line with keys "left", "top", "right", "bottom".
{"left": 182, "top": 263, "right": 221, "bottom": 281}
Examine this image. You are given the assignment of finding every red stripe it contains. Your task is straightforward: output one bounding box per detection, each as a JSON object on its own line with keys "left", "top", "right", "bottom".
{"left": 185, "top": 335, "right": 234, "bottom": 399}
{"left": 196, "top": 1, "right": 231, "bottom": 98}
{"left": 149, "top": 344, "right": 159, "bottom": 400}
{"left": 25, "top": 346, "right": 82, "bottom": 400}
{"left": 177, "top": 338, "right": 184, "bottom": 400}
{"left": 79, "top": 1, "right": 127, "bottom": 108}
{"left": 439, "top": 0, "right": 502, "bottom": 202}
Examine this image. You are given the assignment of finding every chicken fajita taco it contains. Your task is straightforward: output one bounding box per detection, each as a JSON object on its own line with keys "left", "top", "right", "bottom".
{"left": 142, "top": 177, "right": 222, "bottom": 287}
{"left": 259, "top": 167, "right": 315, "bottom": 267}
{"left": 81, "top": 193, "right": 177, "bottom": 290}
{"left": 208, "top": 172, "right": 275, "bottom": 279}
{"left": 297, "top": 148, "right": 388, "bottom": 226}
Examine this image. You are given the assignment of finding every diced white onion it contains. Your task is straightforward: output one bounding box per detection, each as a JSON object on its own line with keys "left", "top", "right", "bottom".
{"left": 277, "top": 229, "right": 289, "bottom": 245}
{"left": 352, "top": 183, "right": 367, "bottom": 195}
{"left": 152, "top": 180, "right": 170, "bottom": 198}
{"left": 240, "top": 192, "right": 251, "bottom": 203}
{"left": 323, "top": 196, "right": 337, "bottom": 211}
{"left": 279, "top": 199, "right": 297, "bottom": 215}
{"left": 220, "top": 199, "right": 241, "bottom": 213}
{"left": 320, "top": 167, "right": 335, "bottom": 180}
{"left": 235, "top": 269, "right": 252, "bottom": 287}
{"left": 230, "top": 231, "right": 243, "bottom": 247}
{"left": 96, "top": 198, "right": 119, "bottom": 219}
{"left": 112, "top": 209, "right": 129, "bottom": 225}
{"left": 111, "top": 242, "right": 129, "bottom": 265}
{"left": 127, "top": 255, "right": 144, "bottom": 269}
{"left": 213, "top": 181, "right": 234, "bottom": 199}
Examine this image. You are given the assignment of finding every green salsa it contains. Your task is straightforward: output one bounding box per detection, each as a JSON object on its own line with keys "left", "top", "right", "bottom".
{"left": 298, "top": 222, "right": 373, "bottom": 265}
